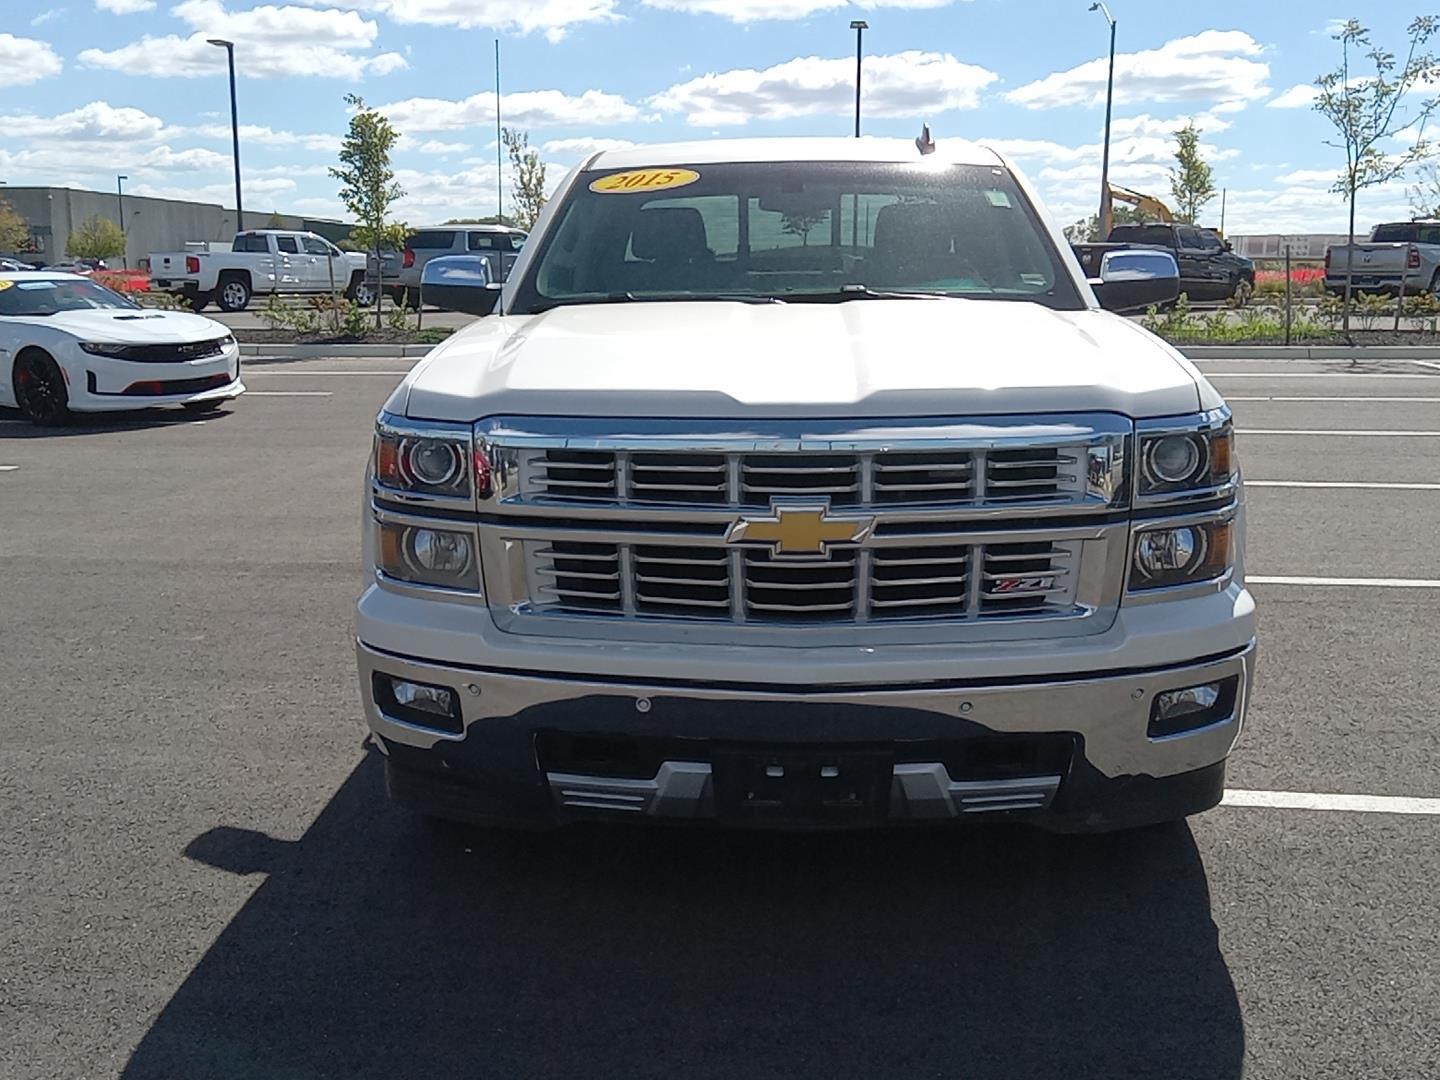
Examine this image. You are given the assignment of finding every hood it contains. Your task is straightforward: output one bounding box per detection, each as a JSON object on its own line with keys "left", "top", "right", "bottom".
{"left": 12, "top": 309, "right": 231, "bottom": 344}
{"left": 398, "top": 299, "right": 1203, "bottom": 422}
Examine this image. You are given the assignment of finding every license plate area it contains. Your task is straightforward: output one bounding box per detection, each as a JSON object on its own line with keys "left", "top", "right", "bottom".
{"left": 711, "top": 745, "right": 893, "bottom": 826}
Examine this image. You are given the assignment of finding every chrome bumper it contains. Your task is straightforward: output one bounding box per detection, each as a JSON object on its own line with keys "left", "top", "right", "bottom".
{"left": 358, "top": 639, "right": 1255, "bottom": 784}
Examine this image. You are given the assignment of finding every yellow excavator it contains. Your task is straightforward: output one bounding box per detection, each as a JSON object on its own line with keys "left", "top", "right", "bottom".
{"left": 1107, "top": 184, "right": 1175, "bottom": 224}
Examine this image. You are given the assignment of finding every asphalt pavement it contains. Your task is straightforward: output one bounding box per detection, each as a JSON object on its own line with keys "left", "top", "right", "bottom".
{"left": 2, "top": 354, "right": 1438, "bottom": 1078}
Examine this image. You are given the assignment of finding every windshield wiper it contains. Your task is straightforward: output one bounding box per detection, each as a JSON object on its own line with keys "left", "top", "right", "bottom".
{"left": 783, "top": 284, "right": 965, "bottom": 303}
{"left": 546, "top": 292, "right": 787, "bottom": 309}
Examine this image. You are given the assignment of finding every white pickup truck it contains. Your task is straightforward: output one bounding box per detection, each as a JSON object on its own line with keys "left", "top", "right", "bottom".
{"left": 148, "top": 229, "right": 371, "bottom": 313}
{"left": 1324, "top": 220, "right": 1440, "bottom": 297}
{"left": 357, "top": 137, "right": 1255, "bottom": 834}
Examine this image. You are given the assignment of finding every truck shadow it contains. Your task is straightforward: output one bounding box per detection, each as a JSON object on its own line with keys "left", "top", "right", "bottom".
{"left": 123, "top": 755, "right": 1243, "bottom": 1080}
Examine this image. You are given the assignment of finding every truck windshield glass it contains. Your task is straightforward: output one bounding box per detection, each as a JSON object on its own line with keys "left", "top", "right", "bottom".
{"left": 1371, "top": 223, "right": 1440, "bottom": 244}
{"left": 0, "top": 278, "right": 139, "bottom": 316}
{"left": 514, "top": 161, "right": 1081, "bottom": 311}
{"left": 1109, "top": 224, "right": 1176, "bottom": 246}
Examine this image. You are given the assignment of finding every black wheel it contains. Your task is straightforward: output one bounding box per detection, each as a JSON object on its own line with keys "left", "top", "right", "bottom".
{"left": 185, "top": 291, "right": 212, "bottom": 313}
{"left": 404, "top": 289, "right": 423, "bottom": 311}
{"left": 216, "top": 275, "right": 251, "bottom": 312}
{"left": 13, "top": 351, "right": 71, "bottom": 427}
{"left": 182, "top": 399, "right": 227, "bottom": 415}
{"left": 1232, "top": 279, "right": 1253, "bottom": 308}
{"left": 347, "top": 274, "right": 378, "bottom": 308}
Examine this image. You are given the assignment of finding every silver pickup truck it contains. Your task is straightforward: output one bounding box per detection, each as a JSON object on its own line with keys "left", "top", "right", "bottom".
{"left": 1325, "top": 220, "right": 1440, "bottom": 297}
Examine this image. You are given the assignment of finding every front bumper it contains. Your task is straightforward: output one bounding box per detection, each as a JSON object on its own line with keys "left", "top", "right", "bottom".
{"left": 357, "top": 638, "right": 1255, "bottom": 832}
{"left": 61, "top": 346, "right": 244, "bottom": 411}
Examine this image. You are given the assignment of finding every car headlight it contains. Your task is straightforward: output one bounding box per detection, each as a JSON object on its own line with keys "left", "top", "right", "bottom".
{"left": 373, "top": 414, "right": 476, "bottom": 499}
{"left": 377, "top": 521, "right": 480, "bottom": 591}
{"left": 1129, "top": 519, "right": 1232, "bottom": 590}
{"left": 1137, "top": 414, "right": 1233, "bottom": 498}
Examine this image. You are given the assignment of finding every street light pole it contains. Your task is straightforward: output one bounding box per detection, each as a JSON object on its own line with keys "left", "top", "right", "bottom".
{"left": 850, "top": 20, "right": 868, "bottom": 138}
{"left": 207, "top": 38, "right": 243, "bottom": 231}
{"left": 116, "top": 175, "right": 128, "bottom": 269}
{"left": 495, "top": 38, "right": 503, "bottom": 222}
{"left": 1090, "top": 2, "right": 1116, "bottom": 239}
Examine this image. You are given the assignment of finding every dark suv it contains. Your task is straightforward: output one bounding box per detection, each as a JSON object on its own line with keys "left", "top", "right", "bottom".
{"left": 370, "top": 224, "right": 527, "bottom": 305}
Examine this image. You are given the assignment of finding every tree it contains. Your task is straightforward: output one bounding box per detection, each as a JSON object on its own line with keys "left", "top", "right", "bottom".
{"left": 66, "top": 216, "right": 126, "bottom": 261}
{"left": 1062, "top": 204, "right": 1144, "bottom": 244}
{"left": 330, "top": 93, "right": 407, "bottom": 328}
{"left": 781, "top": 210, "right": 826, "bottom": 247}
{"left": 266, "top": 210, "right": 286, "bottom": 228}
{"left": 0, "top": 197, "right": 28, "bottom": 253}
{"left": 502, "top": 127, "right": 548, "bottom": 230}
{"left": 1315, "top": 17, "right": 1440, "bottom": 337}
{"left": 442, "top": 215, "right": 519, "bottom": 227}
{"left": 1169, "top": 122, "right": 1217, "bottom": 224}
{"left": 1407, "top": 159, "right": 1440, "bottom": 217}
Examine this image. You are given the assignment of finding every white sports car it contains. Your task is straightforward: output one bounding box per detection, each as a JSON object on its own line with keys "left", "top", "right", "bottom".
{"left": 0, "top": 271, "right": 243, "bottom": 426}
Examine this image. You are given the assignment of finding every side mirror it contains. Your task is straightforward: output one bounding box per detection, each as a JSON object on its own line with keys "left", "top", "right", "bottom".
{"left": 1090, "top": 249, "right": 1180, "bottom": 314}
{"left": 421, "top": 254, "right": 502, "bottom": 316}
{"left": 1223, "top": 239, "right": 1234, "bottom": 252}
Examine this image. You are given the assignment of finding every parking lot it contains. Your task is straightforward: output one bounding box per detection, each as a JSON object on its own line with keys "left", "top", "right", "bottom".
{"left": 2, "top": 353, "right": 1439, "bottom": 1079}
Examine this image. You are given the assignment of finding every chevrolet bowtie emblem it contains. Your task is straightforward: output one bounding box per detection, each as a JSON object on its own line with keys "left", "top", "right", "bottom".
{"left": 725, "top": 502, "right": 875, "bottom": 558}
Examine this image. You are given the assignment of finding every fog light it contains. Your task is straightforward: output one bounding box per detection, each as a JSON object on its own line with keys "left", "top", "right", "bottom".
{"left": 1130, "top": 520, "right": 1231, "bottom": 591}
{"left": 373, "top": 673, "right": 463, "bottom": 734}
{"left": 409, "top": 528, "right": 470, "bottom": 574}
{"left": 376, "top": 521, "right": 479, "bottom": 591}
{"left": 1148, "top": 677, "right": 1237, "bottom": 738}
{"left": 1136, "top": 526, "right": 1201, "bottom": 576}
{"left": 393, "top": 680, "right": 454, "bottom": 717}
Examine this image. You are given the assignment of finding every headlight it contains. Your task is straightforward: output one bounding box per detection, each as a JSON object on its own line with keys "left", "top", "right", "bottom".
{"left": 1137, "top": 415, "right": 1233, "bottom": 498}
{"left": 377, "top": 521, "right": 480, "bottom": 591}
{"left": 374, "top": 415, "right": 474, "bottom": 499}
{"left": 1129, "top": 519, "right": 1232, "bottom": 590}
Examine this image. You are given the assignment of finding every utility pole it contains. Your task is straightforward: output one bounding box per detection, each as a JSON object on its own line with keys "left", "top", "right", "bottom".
{"left": 1089, "top": 3, "right": 1116, "bottom": 238}
{"left": 207, "top": 38, "right": 244, "bottom": 229}
{"left": 116, "top": 175, "right": 128, "bottom": 269}
{"left": 1219, "top": 187, "right": 1227, "bottom": 235}
{"left": 495, "top": 39, "right": 503, "bottom": 223}
{"left": 850, "top": 20, "right": 868, "bottom": 137}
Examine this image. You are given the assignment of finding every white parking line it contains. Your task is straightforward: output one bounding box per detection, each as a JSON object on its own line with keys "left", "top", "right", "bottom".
{"left": 1216, "top": 372, "right": 1440, "bottom": 381}
{"left": 1224, "top": 789, "right": 1440, "bottom": 815}
{"left": 0, "top": 465, "right": 17, "bottom": 472}
{"left": 1228, "top": 396, "right": 1440, "bottom": 403}
{"left": 242, "top": 370, "right": 410, "bottom": 376}
{"left": 242, "top": 391, "right": 334, "bottom": 397}
{"left": 1411, "top": 360, "right": 1440, "bottom": 372}
{"left": 1250, "top": 575, "right": 1440, "bottom": 588}
{"left": 1238, "top": 428, "right": 1440, "bottom": 436}
{"left": 1248, "top": 480, "right": 1440, "bottom": 491}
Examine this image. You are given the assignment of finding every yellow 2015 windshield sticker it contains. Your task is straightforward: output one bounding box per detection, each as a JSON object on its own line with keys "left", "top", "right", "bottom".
{"left": 590, "top": 168, "right": 700, "bottom": 194}
{"left": 0, "top": 280, "right": 12, "bottom": 290}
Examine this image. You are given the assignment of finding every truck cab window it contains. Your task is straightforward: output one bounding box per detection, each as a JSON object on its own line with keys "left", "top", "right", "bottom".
{"left": 276, "top": 237, "right": 300, "bottom": 255}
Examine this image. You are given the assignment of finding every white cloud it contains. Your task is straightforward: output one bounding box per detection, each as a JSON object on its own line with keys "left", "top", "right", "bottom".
{"left": 0, "top": 101, "right": 169, "bottom": 143}
{"left": 0, "top": 33, "right": 64, "bottom": 87}
{"left": 641, "top": 0, "right": 952, "bottom": 22}
{"left": 185, "top": 124, "right": 341, "bottom": 153}
{"left": 1274, "top": 168, "right": 1340, "bottom": 185}
{"left": 1008, "top": 30, "right": 1270, "bottom": 112}
{"left": 1109, "top": 112, "right": 1232, "bottom": 138}
{"left": 541, "top": 137, "right": 639, "bottom": 160}
{"left": 79, "top": 0, "right": 406, "bottom": 78}
{"left": 291, "top": 0, "right": 618, "bottom": 41}
{"left": 1267, "top": 83, "right": 1317, "bottom": 109}
{"left": 31, "top": 9, "right": 66, "bottom": 25}
{"left": 652, "top": 51, "right": 997, "bottom": 126}
{"left": 128, "top": 177, "right": 300, "bottom": 204}
{"left": 405, "top": 139, "right": 470, "bottom": 154}
{"left": 96, "top": 0, "right": 156, "bottom": 11}
{"left": 380, "top": 89, "right": 638, "bottom": 133}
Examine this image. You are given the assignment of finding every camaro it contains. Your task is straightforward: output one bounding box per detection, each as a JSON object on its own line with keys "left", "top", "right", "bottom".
{"left": 0, "top": 271, "right": 243, "bottom": 426}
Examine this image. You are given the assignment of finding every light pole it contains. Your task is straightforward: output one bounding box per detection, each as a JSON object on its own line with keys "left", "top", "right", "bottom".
{"left": 850, "top": 20, "right": 868, "bottom": 138}
{"left": 207, "top": 38, "right": 244, "bottom": 230}
{"left": 1089, "top": 2, "right": 1116, "bottom": 239}
{"left": 116, "top": 175, "right": 128, "bottom": 268}
{"left": 495, "top": 38, "right": 503, "bottom": 222}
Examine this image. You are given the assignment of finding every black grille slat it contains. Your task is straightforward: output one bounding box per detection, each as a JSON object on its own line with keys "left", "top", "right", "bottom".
{"left": 538, "top": 540, "right": 623, "bottom": 613}
{"left": 535, "top": 451, "right": 617, "bottom": 501}
{"left": 741, "top": 454, "right": 861, "bottom": 507}
{"left": 633, "top": 545, "right": 730, "bottom": 616}
{"left": 870, "top": 544, "right": 970, "bottom": 618}
{"left": 979, "top": 542, "right": 1070, "bottom": 616}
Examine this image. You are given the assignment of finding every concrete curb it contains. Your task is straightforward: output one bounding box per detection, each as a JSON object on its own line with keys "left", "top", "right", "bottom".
{"left": 1178, "top": 345, "right": 1440, "bottom": 360}
{"left": 238, "top": 343, "right": 435, "bottom": 358}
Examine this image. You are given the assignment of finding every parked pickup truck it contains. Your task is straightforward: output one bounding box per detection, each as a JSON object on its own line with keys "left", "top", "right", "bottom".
{"left": 1074, "top": 222, "right": 1255, "bottom": 304}
{"left": 149, "top": 230, "right": 371, "bottom": 312}
{"left": 368, "top": 224, "right": 527, "bottom": 307}
{"left": 357, "top": 137, "right": 1254, "bottom": 834}
{"left": 1324, "top": 221, "right": 1440, "bottom": 297}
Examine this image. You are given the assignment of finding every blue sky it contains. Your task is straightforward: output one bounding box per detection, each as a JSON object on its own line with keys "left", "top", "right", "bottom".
{"left": 0, "top": 1, "right": 1429, "bottom": 233}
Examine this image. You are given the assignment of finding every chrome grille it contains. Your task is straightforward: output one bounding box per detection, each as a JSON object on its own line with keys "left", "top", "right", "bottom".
{"left": 526, "top": 539, "right": 1081, "bottom": 624}
{"left": 523, "top": 446, "right": 1090, "bottom": 508}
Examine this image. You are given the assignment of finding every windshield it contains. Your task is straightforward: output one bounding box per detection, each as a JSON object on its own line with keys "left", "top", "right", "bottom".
{"left": 512, "top": 161, "right": 1081, "bottom": 312}
{"left": 0, "top": 277, "right": 141, "bottom": 317}
{"left": 1109, "top": 224, "right": 1176, "bottom": 246}
{"left": 1371, "top": 223, "right": 1440, "bottom": 244}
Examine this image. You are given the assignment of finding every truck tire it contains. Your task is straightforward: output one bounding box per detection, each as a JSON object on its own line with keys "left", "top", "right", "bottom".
{"left": 216, "top": 273, "right": 252, "bottom": 313}
{"left": 346, "top": 272, "right": 377, "bottom": 308}
{"left": 185, "top": 291, "right": 212, "bottom": 313}
{"left": 1231, "top": 278, "right": 1252, "bottom": 308}
{"left": 1429, "top": 270, "right": 1440, "bottom": 296}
